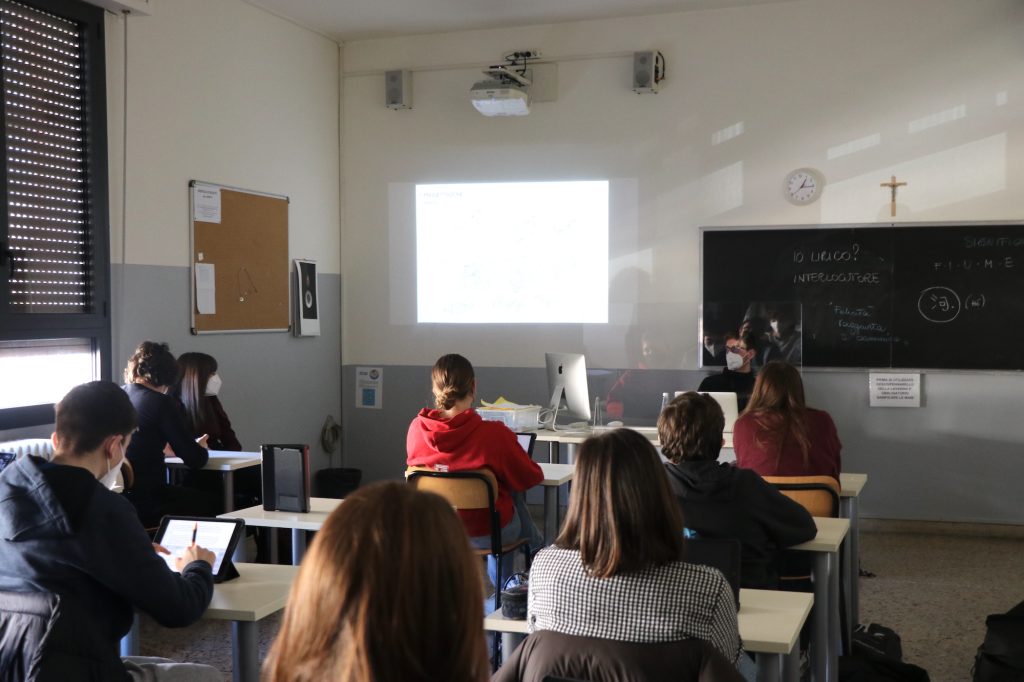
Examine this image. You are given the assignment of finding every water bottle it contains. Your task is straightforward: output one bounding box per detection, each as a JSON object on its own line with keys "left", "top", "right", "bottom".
{"left": 660, "top": 392, "right": 670, "bottom": 413}
{"left": 592, "top": 396, "right": 603, "bottom": 427}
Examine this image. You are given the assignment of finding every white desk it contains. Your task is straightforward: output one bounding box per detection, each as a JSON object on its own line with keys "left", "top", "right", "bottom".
{"left": 219, "top": 497, "right": 340, "bottom": 565}
{"left": 538, "top": 462, "right": 574, "bottom": 545}
{"left": 206, "top": 563, "right": 296, "bottom": 682}
{"left": 791, "top": 516, "right": 849, "bottom": 682}
{"left": 485, "top": 587, "right": 813, "bottom": 682}
{"left": 166, "top": 450, "right": 262, "bottom": 513}
{"left": 120, "top": 563, "right": 296, "bottom": 682}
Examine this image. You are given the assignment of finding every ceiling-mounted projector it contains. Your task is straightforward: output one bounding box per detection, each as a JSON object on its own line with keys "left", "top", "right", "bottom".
{"left": 470, "top": 78, "right": 531, "bottom": 117}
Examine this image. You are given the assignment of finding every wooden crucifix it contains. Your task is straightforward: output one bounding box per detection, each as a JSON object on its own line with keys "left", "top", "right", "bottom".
{"left": 880, "top": 175, "right": 907, "bottom": 217}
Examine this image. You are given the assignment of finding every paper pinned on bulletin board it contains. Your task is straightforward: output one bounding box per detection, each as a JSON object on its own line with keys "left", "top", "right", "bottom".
{"left": 869, "top": 372, "right": 921, "bottom": 407}
{"left": 194, "top": 263, "right": 216, "bottom": 314}
{"left": 355, "top": 367, "right": 383, "bottom": 409}
{"left": 192, "top": 183, "right": 221, "bottom": 223}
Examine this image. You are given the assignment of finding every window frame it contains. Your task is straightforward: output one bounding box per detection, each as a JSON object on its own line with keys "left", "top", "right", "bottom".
{"left": 0, "top": 0, "right": 110, "bottom": 430}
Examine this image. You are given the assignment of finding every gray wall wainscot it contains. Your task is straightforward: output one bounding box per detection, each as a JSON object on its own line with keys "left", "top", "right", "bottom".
{"left": 342, "top": 365, "right": 1024, "bottom": 525}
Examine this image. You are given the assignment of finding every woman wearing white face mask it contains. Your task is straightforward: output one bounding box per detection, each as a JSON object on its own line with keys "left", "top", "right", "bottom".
{"left": 173, "top": 352, "right": 241, "bottom": 451}
{"left": 172, "top": 352, "right": 263, "bottom": 514}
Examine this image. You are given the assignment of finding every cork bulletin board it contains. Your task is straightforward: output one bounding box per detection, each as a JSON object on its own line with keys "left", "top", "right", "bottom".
{"left": 189, "top": 181, "right": 290, "bottom": 334}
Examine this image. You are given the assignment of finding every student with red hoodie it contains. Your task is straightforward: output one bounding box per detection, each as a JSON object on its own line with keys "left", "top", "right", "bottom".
{"left": 407, "top": 354, "right": 543, "bottom": 606}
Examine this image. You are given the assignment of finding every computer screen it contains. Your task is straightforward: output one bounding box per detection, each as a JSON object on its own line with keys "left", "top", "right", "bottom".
{"left": 545, "top": 352, "right": 591, "bottom": 424}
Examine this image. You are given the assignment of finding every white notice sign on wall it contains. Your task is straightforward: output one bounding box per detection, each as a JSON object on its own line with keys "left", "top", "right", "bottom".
{"left": 355, "top": 367, "right": 383, "bottom": 409}
{"left": 869, "top": 373, "right": 921, "bottom": 407}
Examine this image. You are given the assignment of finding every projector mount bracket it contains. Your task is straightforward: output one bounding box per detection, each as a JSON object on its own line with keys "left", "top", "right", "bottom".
{"left": 482, "top": 50, "right": 541, "bottom": 87}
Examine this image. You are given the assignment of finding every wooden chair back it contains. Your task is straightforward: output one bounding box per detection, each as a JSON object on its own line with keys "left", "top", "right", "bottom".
{"left": 405, "top": 466, "right": 498, "bottom": 512}
{"left": 763, "top": 475, "right": 840, "bottom": 518}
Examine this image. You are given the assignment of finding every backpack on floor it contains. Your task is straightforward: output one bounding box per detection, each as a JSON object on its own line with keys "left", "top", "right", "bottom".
{"left": 973, "top": 599, "right": 1024, "bottom": 682}
{"left": 840, "top": 623, "right": 930, "bottom": 682}
{"left": 853, "top": 623, "right": 903, "bottom": 660}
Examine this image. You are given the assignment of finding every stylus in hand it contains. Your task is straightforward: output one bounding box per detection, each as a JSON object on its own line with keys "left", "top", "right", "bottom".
{"left": 191, "top": 521, "right": 198, "bottom": 546}
{"left": 176, "top": 544, "right": 215, "bottom": 571}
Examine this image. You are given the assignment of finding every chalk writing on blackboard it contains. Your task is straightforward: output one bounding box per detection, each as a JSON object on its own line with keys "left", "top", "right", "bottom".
{"left": 917, "top": 287, "right": 960, "bottom": 324}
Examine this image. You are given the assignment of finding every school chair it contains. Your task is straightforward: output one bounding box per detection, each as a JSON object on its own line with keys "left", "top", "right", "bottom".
{"left": 762, "top": 475, "right": 840, "bottom": 518}
{"left": 763, "top": 475, "right": 848, "bottom": 654}
{"left": 0, "top": 590, "right": 122, "bottom": 681}
{"left": 406, "top": 466, "right": 531, "bottom": 669}
{"left": 683, "top": 537, "right": 742, "bottom": 608}
{"left": 492, "top": 630, "right": 745, "bottom": 682}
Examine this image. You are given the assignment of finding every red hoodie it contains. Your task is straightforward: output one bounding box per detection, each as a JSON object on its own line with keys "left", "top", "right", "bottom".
{"left": 406, "top": 408, "right": 543, "bottom": 537}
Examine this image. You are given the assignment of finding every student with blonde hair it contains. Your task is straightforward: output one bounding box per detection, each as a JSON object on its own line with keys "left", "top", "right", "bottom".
{"left": 263, "top": 482, "right": 489, "bottom": 682}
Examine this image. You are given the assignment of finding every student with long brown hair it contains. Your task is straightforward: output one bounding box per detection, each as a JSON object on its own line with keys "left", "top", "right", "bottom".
{"left": 526, "top": 429, "right": 742, "bottom": 668}
{"left": 263, "top": 481, "right": 489, "bottom": 682}
{"left": 172, "top": 352, "right": 241, "bottom": 451}
{"left": 733, "top": 361, "right": 842, "bottom": 479}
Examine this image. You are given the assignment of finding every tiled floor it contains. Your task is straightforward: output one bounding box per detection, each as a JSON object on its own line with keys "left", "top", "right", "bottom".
{"left": 141, "top": 527, "right": 1024, "bottom": 681}
{"left": 857, "top": 530, "right": 1024, "bottom": 682}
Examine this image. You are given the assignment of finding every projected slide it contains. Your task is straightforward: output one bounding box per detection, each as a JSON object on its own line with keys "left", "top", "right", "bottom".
{"left": 416, "top": 181, "right": 609, "bottom": 323}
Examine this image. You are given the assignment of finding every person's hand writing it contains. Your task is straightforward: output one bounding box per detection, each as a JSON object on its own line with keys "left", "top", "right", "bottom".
{"left": 175, "top": 544, "right": 215, "bottom": 571}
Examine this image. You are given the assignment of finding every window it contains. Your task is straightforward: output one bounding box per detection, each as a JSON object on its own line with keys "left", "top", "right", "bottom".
{"left": 0, "top": 0, "right": 109, "bottom": 430}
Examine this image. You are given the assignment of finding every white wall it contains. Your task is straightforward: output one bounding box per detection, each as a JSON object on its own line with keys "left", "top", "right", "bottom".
{"left": 341, "top": 0, "right": 1024, "bottom": 368}
{"left": 103, "top": 0, "right": 342, "bottom": 456}
{"left": 339, "top": 0, "right": 1024, "bottom": 522}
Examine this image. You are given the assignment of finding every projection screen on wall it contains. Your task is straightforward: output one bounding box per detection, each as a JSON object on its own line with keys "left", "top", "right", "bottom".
{"left": 415, "top": 181, "right": 609, "bottom": 323}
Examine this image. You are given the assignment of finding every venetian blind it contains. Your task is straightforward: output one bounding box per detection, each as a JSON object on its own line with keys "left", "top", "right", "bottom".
{"left": 1, "top": 0, "right": 90, "bottom": 313}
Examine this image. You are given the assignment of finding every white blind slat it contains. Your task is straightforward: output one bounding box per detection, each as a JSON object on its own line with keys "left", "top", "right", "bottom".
{"left": 2, "top": 0, "right": 90, "bottom": 313}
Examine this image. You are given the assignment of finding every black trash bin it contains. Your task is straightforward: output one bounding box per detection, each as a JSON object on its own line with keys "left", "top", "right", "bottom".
{"left": 314, "top": 467, "right": 362, "bottom": 499}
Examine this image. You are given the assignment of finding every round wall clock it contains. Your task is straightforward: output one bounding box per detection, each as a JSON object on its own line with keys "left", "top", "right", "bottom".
{"left": 784, "top": 167, "right": 825, "bottom": 205}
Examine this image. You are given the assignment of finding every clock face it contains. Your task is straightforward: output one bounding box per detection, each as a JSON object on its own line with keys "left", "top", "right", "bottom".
{"left": 784, "top": 168, "right": 824, "bottom": 205}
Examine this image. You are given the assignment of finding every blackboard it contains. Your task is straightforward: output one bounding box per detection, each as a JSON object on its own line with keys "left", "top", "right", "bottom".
{"left": 701, "top": 224, "right": 1024, "bottom": 369}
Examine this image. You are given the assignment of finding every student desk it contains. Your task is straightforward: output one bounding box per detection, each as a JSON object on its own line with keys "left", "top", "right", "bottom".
{"left": 206, "top": 562, "right": 296, "bottom": 682}
{"left": 222, "top": 467, "right": 572, "bottom": 563}
{"left": 538, "top": 462, "right": 573, "bottom": 544}
{"left": 485, "top": 588, "right": 813, "bottom": 682}
{"left": 166, "top": 450, "right": 262, "bottom": 513}
{"left": 120, "top": 563, "right": 296, "bottom": 682}
{"left": 219, "top": 497, "right": 340, "bottom": 565}
{"left": 533, "top": 427, "right": 658, "bottom": 463}
{"left": 793, "top": 516, "right": 849, "bottom": 682}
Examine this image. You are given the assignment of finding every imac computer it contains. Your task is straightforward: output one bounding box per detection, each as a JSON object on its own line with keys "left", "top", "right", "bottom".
{"left": 545, "top": 352, "right": 591, "bottom": 429}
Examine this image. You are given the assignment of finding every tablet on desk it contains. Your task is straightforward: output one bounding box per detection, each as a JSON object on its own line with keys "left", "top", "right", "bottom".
{"left": 154, "top": 516, "right": 244, "bottom": 583}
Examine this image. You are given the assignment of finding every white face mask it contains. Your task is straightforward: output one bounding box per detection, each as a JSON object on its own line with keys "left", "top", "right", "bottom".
{"left": 726, "top": 351, "right": 745, "bottom": 371}
{"left": 99, "top": 440, "right": 126, "bottom": 490}
{"left": 205, "top": 373, "right": 222, "bottom": 397}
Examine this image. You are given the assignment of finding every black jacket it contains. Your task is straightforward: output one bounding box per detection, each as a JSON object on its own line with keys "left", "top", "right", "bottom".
{"left": 0, "top": 456, "right": 214, "bottom": 679}
{"left": 123, "top": 383, "right": 209, "bottom": 525}
{"left": 697, "top": 370, "right": 756, "bottom": 411}
{"left": 664, "top": 459, "right": 816, "bottom": 589}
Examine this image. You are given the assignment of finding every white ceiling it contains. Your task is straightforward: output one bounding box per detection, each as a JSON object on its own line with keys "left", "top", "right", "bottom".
{"left": 242, "top": 0, "right": 789, "bottom": 43}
